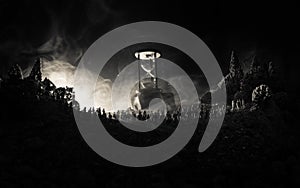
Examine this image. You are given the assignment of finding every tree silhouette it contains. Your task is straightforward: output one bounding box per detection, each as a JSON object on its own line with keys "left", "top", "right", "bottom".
{"left": 251, "top": 84, "right": 271, "bottom": 109}
{"left": 225, "top": 51, "right": 244, "bottom": 102}
{"left": 8, "top": 64, "right": 23, "bottom": 80}
{"left": 29, "top": 59, "right": 42, "bottom": 82}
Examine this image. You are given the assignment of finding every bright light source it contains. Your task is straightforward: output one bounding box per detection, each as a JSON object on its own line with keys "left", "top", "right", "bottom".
{"left": 134, "top": 50, "right": 161, "bottom": 60}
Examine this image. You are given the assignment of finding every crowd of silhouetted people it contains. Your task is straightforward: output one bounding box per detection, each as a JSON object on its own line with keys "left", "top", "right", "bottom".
{"left": 77, "top": 103, "right": 228, "bottom": 125}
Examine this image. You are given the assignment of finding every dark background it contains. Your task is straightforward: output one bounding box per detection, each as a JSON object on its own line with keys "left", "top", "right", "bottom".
{"left": 1, "top": 1, "right": 300, "bottom": 187}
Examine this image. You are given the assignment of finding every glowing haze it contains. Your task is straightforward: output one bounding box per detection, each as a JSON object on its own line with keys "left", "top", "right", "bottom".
{"left": 41, "top": 59, "right": 113, "bottom": 111}
{"left": 41, "top": 58, "right": 208, "bottom": 112}
{"left": 42, "top": 60, "right": 75, "bottom": 88}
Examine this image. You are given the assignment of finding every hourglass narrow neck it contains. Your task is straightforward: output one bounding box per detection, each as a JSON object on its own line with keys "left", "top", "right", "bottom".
{"left": 155, "top": 59, "right": 158, "bottom": 88}
{"left": 138, "top": 58, "right": 141, "bottom": 92}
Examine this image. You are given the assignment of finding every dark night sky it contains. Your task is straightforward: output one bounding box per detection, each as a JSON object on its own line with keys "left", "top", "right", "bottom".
{"left": 0, "top": 0, "right": 299, "bottom": 100}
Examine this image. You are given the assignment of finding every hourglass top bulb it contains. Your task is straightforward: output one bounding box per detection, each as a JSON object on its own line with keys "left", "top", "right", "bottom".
{"left": 134, "top": 50, "right": 161, "bottom": 60}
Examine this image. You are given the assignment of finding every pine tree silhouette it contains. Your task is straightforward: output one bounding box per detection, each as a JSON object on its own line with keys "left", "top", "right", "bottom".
{"left": 8, "top": 64, "right": 23, "bottom": 80}
{"left": 29, "top": 59, "right": 42, "bottom": 82}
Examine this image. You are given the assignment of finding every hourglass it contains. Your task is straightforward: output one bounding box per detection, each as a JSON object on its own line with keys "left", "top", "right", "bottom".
{"left": 132, "top": 50, "right": 178, "bottom": 112}
{"left": 134, "top": 50, "right": 161, "bottom": 91}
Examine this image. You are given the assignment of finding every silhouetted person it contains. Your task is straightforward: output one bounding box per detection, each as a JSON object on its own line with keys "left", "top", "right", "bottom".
{"left": 166, "top": 111, "right": 172, "bottom": 120}
{"left": 108, "top": 112, "right": 112, "bottom": 119}
{"left": 96, "top": 107, "right": 101, "bottom": 116}
{"left": 102, "top": 109, "right": 107, "bottom": 119}
{"left": 137, "top": 111, "right": 142, "bottom": 120}
{"left": 173, "top": 112, "right": 178, "bottom": 122}
{"left": 143, "top": 111, "right": 147, "bottom": 120}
